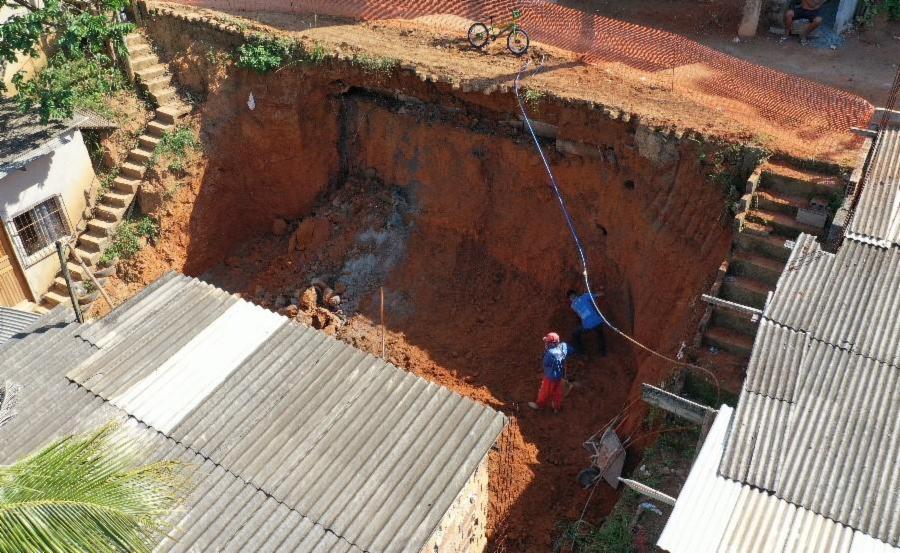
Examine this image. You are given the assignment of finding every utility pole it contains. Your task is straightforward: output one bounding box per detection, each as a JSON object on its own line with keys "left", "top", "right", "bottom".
{"left": 56, "top": 241, "right": 83, "bottom": 323}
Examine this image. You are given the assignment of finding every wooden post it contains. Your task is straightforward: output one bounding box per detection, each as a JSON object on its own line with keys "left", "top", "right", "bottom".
{"left": 56, "top": 241, "right": 83, "bottom": 323}
{"left": 380, "top": 286, "right": 386, "bottom": 360}
{"left": 68, "top": 239, "right": 114, "bottom": 311}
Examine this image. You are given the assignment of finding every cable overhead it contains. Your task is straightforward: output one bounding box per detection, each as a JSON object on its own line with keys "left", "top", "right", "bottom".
{"left": 513, "top": 60, "right": 720, "bottom": 400}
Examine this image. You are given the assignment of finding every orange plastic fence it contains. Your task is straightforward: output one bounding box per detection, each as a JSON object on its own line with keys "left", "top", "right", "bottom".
{"left": 172, "top": 0, "right": 873, "bottom": 158}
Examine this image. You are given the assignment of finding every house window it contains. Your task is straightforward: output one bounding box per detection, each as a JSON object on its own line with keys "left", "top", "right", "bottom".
{"left": 9, "top": 196, "right": 70, "bottom": 265}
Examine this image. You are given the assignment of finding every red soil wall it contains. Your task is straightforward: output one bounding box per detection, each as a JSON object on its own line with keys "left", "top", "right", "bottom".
{"left": 141, "top": 15, "right": 737, "bottom": 549}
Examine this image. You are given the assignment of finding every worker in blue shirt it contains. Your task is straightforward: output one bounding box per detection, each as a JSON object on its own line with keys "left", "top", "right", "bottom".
{"left": 568, "top": 288, "right": 607, "bottom": 357}
{"left": 528, "top": 332, "right": 570, "bottom": 412}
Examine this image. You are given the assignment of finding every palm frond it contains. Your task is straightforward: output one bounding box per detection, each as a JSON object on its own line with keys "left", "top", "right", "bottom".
{"left": 0, "top": 422, "right": 191, "bottom": 553}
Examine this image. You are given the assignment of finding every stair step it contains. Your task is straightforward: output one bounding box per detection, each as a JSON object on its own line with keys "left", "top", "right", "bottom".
{"left": 78, "top": 232, "right": 107, "bottom": 253}
{"left": 746, "top": 209, "right": 825, "bottom": 239}
{"left": 120, "top": 161, "right": 146, "bottom": 179}
{"left": 67, "top": 262, "right": 86, "bottom": 281}
{"left": 130, "top": 54, "right": 156, "bottom": 72}
{"left": 72, "top": 247, "right": 101, "bottom": 267}
{"left": 103, "top": 191, "right": 133, "bottom": 208}
{"left": 721, "top": 274, "right": 770, "bottom": 310}
{"left": 710, "top": 307, "right": 760, "bottom": 337}
{"left": 155, "top": 104, "right": 190, "bottom": 124}
{"left": 144, "top": 75, "right": 171, "bottom": 93}
{"left": 704, "top": 325, "right": 755, "bottom": 357}
{"left": 87, "top": 218, "right": 117, "bottom": 237}
{"left": 152, "top": 88, "right": 177, "bottom": 106}
{"left": 128, "top": 147, "right": 154, "bottom": 164}
{"left": 147, "top": 120, "right": 174, "bottom": 137}
{"left": 136, "top": 64, "right": 167, "bottom": 81}
{"left": 759, "top": 161, "right": 844, "bottom": 198}
{"left": 50, "top": 276, "right": 71, "bottom": 294}
{"left": 128, "top": 41, "right": 151, "bottom": 55}
{"left": 42, "top": 290, "right": 69, "bottom": 309}
{"left": 736, "top": 223, "right": 794, "bottom": 262}
{"left": 113, "top": 176, "right": 141, "bottom": 194}
{"left": 754, "top": 190, "right": 810, "bottom": 216}
{"left": 138, "top": 134, "right": 161, "bottom": 150}
{"left": 96, "top": 203, "right": 127, "bottom": 223}
{"left": 729, "top": 250, "right": 785, "bottom": 286}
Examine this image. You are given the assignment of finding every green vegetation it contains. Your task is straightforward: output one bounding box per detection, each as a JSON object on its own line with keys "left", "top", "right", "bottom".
{"left": 149, "top": 127, "right": 200, "bottom": 173}
{"left": 97, "top": 168, "right": 119, "bottom": 195}
{"left": 0, "top": 0, "right": 134, "bottom": 122}
{"left": 14, "top": 53, "right": 126, "bottom": 121}
{"left": 860, "top": 0, "right": 900, "bottom": 23}
{"left": 234, "top": 35, "right": 333, "bottom": 73}
{"left": 0, "top": 422, "right": 190, "bottom": 552}
{"left": 523, "top": 87, "right": 545, "bottom": 108}
{"left": 100, "top": 215, "right": 159, "bottom": 264}
{"left": 352, "top": 53, "right": 399, "bottom": 75}
{"left": 235, "top": 35, "right": 293, "bottom": 73}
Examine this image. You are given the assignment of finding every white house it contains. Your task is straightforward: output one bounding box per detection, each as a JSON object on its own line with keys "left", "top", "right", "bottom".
{"left": 0, "top": 100, "right": 113, "bottom": 306}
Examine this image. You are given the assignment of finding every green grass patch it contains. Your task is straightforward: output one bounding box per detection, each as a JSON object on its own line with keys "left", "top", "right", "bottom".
{"left": 149, "top": 127, "right": 200, "bottom": 173}
{"left": 352, "top": 54, "right": 399, "bottom": 75}
{"left": 100, "top": 216, "right": 159, "bottom": 265}
{"left": 523, "top": 87, "right": 545, "bottom": 109}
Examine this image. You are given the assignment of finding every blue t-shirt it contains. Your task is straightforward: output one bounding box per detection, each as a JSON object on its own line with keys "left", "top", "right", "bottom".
{"left": 571, "top": 293, "right": 605, "bottom": 330}
{"left": 543, "top": 342, "right": 569, "bottom": 381}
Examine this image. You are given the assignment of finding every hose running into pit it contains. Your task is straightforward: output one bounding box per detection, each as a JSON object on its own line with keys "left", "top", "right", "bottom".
{"left": 513, "top": 61, "right": 720, "bottom": 399}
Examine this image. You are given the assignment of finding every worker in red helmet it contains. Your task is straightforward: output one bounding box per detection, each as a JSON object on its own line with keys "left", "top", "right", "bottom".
{"left": 528, "top": 332, "right": 571, "bottom": 412}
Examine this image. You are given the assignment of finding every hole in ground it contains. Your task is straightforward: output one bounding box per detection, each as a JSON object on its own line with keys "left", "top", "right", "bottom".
{"left": 115, "top": 44, "right": 738, "bottom": 550}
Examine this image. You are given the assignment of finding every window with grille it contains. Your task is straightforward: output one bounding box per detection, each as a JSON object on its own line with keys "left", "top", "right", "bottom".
{"left": 9, "top": 196, "right": 70, "bottom": 265}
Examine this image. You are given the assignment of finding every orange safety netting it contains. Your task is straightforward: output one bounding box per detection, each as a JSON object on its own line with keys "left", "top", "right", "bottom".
{"left": 171, "top": 0, "right": 873, "bottom": 158}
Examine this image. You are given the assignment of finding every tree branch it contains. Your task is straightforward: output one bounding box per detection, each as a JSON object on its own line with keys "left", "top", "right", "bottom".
{"left": 5, "top": 0, "right": 39, "bottom": 12}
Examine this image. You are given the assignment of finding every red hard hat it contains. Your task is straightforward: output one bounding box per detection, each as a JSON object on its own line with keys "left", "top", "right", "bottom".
{"left": 543, "top": 332, "right": 560, "bottom": 344}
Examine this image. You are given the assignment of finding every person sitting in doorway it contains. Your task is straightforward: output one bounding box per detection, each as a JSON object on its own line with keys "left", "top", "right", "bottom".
{"left": 568, "top": 288, "right": 607, "bottom": 357}
{"left": 784, "top": 0, "right": 826, "bottom": 44}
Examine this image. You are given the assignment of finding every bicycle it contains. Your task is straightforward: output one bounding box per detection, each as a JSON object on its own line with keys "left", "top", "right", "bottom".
{"left": 467, "top": 10, "right": 530, "bottom": 56}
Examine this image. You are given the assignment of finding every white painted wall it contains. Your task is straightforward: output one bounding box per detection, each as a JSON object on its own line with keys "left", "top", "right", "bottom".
{"left": 0, "top": 129, "right": 95, "bottom": 297}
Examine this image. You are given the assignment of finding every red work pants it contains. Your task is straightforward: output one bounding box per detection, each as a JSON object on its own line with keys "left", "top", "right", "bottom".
{"left": 536, "top": 378, "right": 564, "bottom": 410}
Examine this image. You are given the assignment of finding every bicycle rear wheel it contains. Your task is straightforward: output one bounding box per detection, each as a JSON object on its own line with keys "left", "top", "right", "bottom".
{"left": 468, "top": 23, "right": 490, "bottom": 49}
{"left": 507, "top": 28, "right": 530, "bottom": 56}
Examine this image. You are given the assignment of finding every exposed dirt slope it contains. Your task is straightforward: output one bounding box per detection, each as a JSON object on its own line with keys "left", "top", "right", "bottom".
{"left": 97, "top": 14, "right": 742, "bottom": 550}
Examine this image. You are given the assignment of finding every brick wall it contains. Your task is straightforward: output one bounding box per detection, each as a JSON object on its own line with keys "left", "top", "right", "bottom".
{"left": 419, "top": 455, "right": 489, "bottom": 553}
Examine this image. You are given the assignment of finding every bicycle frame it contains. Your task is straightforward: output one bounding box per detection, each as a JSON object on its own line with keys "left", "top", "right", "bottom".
{"left": 488, "top": 10, "right": 522, "bottom": 37}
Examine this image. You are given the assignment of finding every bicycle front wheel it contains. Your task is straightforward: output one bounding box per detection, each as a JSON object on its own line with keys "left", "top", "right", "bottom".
{"left": 507, "top": 29, "right": 530, "bottom": 56}
{"left": 468, "top": 23, "right": 490, "bottom": 49}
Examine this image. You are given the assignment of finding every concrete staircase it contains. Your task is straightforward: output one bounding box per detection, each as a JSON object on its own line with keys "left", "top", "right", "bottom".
{"left": 41, "top": 32, "right": 190, "bottom": 309}
{"left": 699, "top": 160, "right": 842, "bottom": 362}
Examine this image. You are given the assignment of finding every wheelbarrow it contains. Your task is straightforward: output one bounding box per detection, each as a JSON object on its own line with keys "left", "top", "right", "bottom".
{"left": 577, "top": 425, "right": 626, "bottom": 489}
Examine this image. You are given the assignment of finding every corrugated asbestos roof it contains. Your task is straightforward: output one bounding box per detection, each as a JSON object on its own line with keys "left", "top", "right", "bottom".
{"left": 848, "top": 124, "right": 900, "bottom": 246}
{"left": 0, "top": 99, "right": 116, "bottom": 177}
{"left": 658, "top": 407, "right": 897, "bottom": 553}
{"left": 0, "top": 306, "right": 39, "bottom": 346}
{"left": 668, "top": 130, "right": 900, "bottom": 550}
{"left": 0, "top": 272, "right": 506, "bottom": 552}
{"left": 715, "top": 229, "right": 900, "bottom": 546}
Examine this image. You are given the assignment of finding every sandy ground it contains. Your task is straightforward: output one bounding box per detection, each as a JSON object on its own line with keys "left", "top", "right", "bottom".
{"left": 156, "top": 1, "right": 872, "bottom": 163}
{"left": 562, "top": 0, "right": 900, "bottom": 105}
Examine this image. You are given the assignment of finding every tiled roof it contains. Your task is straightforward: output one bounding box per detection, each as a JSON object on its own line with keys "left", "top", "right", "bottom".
{"left": 0, "top": 272, "right": 506, "bottom": 552}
